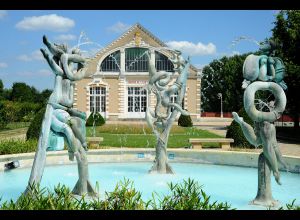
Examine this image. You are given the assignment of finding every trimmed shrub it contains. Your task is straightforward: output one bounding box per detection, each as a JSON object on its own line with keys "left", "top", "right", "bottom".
{"left": 26, "top": 106, "right": 46, "bottom": 140}
{"left": 226, "top": 107, "right": 257, "bottom": 148}
{"left": 178, "top": 111, "right": 193, "bottom": 127}
{"left": 0, "top": 139, "right": 37, "bottom": 155}
{"left": 86, "top": 112, "right": 105, "bottom": 127}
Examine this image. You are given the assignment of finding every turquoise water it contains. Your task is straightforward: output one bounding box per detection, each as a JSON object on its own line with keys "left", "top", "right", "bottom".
{"left": 0, "top": 162, "right": 299, "bottom": 210}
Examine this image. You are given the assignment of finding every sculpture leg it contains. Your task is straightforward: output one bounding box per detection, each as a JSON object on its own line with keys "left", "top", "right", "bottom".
{"left": 260, "top": 122, "right": 281, "bottom": 185}
{"left": 149, "top": 136, "right": 174, "bottom": 174}
{"left": 69, "top": 117, "right": 88, "bottom": 150}
{"left": 51, "top": 111, "right": 96, "bottom": 196}
{"left": 250, "top": 153, "right": 279, "bottom": 207}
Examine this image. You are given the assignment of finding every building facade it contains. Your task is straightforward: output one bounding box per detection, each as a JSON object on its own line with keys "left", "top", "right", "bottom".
{"left": 74, "top": 23, "right": 202, "bottom": 121}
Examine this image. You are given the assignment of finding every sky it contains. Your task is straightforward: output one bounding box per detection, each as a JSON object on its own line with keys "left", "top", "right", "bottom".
{"left": 0, "top": 10, "right": 279, "bottom": 91}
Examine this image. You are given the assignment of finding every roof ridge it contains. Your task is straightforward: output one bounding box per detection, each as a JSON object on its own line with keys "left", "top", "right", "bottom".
{"left": 91, "top": 23, "right": 169, "bottom": 61}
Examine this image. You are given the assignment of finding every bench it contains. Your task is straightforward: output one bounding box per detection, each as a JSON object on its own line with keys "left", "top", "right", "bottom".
{"left": 86, "top": 137, "right": 104, "bottom": 148}
{"left": 188, "top": 138, "right": 234, "bottom": 150}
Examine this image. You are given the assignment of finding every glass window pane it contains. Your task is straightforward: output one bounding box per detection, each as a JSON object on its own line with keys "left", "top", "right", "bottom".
{"left": 100, "top": 50, "right": 120, "bottom": 72}
{"left": 155, "top": 51, "right": 174, "bottom": 72}
{"left": 125, "top": 48, "right": 148, "bottom": 72}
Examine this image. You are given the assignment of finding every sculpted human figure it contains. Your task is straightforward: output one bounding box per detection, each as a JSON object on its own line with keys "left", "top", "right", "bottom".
{"left": 26, "top": 35, "right": 95, "bottom": 196}
{"left": 145, "top": 50, "right": 190, "bottom": 173}
{"left": 232, "top": 113, "right": 287, "bottom": 185}
{"left": 232, "top": 39, "right": 288, "bottom": 206}
{"left": 233, "top": 39, "right": 288, "bottom": 186}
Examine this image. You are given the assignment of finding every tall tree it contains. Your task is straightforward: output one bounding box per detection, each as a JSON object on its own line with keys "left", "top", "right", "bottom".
{"left": 0, "top": 79, "right": 3, "bottom": 100}
{"left": 271, "top": 10, "right": 300, "bottom": 128}
{"left": 11, "top": 82, "right": 34, "bottom": 102}
{"left": 201, "top": 53, "right": 249, "bottom": 113}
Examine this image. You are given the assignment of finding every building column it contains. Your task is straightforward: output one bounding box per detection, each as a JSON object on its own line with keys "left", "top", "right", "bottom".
{"left": 118, "top": 76, "right": 126, "bottom": 119}
{"left": 120, "top": 48, "right": 125, "bottom": 74}
{"left": 196, "top": 73, "right": 202, "bottom": 119}
{"left": 73, "top": 82, "right": 78, "bottom": 110}
{"left": 150, "top": 49, "right": 155, "bottom": 67}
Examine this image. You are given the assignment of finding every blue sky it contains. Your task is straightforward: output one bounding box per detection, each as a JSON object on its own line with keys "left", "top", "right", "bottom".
{"left": 0, "top": 10, "right": 279, "bottom": 91}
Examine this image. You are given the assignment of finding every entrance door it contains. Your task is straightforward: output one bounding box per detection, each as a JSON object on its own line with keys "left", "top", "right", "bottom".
{"left": 127, "top": 87, "right": 147, "bottom": 118}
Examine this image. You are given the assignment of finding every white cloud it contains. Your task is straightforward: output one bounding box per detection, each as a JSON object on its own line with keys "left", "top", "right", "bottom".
{"left": 38, "top": 69, "right": 52, "bottom": 76}
{"left": 0, "top": 10, "right": 7, "bottom": 19}
{"left": 15, "top": 14, "right": 75, "bottom": 32}
{"left": 166, "top": 41, "right": 216, "bottom": 56}
{"left": 17, "top": 50, "right": 43, "bottom": 62}
{"left": 194, "top": 64, "right": 205, "bottom": 69}
{"left": 107, "top": 22, "right": 131, "bottom": 34}
{"left": 17, "top": 69, "right": 52, "bottom": 77}
{"left": 0, "top": 62, "right": 8, "bottom": 68}
{"left": 219, "top": 50, "right": 241, "bottom": 58}
{"left": 55, "top": 34, "right": 77, "bottom": 42}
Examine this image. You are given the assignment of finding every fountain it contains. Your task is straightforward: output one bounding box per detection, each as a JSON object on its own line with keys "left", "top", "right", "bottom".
{"left": 145, "top": 50, "right": 190, "bottom": 174}
{"left": 232, "top": 39, "right": 288, "bottom": 207}
{"left": 25, "top": 35, "right": 96, "bottom": 197}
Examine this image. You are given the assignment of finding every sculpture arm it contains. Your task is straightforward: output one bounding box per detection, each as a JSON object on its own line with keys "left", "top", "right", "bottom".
{"left": 232, "top": 112, "right": 262, "bottom": 147}
{"left": 40, "top": 49, "right": 64, "bottom": 76}
{"left": 61, "top": 54, "right": 87, "bottom": 81}
{"left": 43, "top": 35, "right": 65, "bottom": 57}
{"left": 67, "top": 108, "right": 87, "bottom": 120}
{"left": 48, "top": 102, "right": 68, "bottom": 111}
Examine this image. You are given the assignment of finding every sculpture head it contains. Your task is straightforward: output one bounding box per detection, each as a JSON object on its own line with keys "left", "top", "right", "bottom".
{"left": 259, "top": 39, "right": 277, "bottom": 56}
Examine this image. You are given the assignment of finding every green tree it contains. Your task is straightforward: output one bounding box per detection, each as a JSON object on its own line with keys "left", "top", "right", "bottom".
{"left": 201, "top": 53, "right": 250, "bottom": 113}
{"left": 36, "top": 89, "right": 52, "bottom": 104}
{"left": 11, "top": 82, "right": 34, "bottom": 102}
{"left": 271, "top": 10, "right": 300, "bottom": 128}
{"left": 0, "top": 79, "right": 3, "bottom": 100}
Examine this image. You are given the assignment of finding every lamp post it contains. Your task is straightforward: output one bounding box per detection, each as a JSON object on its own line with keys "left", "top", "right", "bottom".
{"left": 217, "top": 93, "right": 223, "bottom": 118}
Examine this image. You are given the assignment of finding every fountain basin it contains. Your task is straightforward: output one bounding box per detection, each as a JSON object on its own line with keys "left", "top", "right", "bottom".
{"left": 0, "top": 149, "right": 299, "bottom": 210}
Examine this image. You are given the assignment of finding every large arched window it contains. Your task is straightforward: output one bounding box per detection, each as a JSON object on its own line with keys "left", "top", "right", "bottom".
{"left": 125, "top": 48, "right": 148, "bottom": 72}
{"left": 155, "top": 51, "right": 174, "bottom": 72}
{"left": 100, "top": 50, "right": 120, "bottom": 72}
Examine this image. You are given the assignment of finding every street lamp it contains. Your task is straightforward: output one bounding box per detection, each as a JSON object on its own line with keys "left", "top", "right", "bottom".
{"left": 217, "top": 93, "right": 223, "bottom": 118}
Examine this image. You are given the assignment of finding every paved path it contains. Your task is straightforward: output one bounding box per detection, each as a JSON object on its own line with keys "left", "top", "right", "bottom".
{"left": 194, "top": 123, "right": 300, "bottom": 157}
{"left": 0, "top": 128, "right": 27, "bottom": 141}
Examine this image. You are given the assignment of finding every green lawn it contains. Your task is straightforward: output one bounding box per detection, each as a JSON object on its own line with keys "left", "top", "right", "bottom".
{"left": 86, "top": 124, "right": 222, "bottom": 148}
{"left": 0, "top": 124, "right": 222, "bottom": 155}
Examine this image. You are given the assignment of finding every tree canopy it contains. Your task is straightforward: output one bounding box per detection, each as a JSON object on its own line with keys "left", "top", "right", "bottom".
{"left": 201, "top": 53, "right": 249, "bottom": 113}
{"left": 271, "top": 10, "right": 300, "bottom": 128}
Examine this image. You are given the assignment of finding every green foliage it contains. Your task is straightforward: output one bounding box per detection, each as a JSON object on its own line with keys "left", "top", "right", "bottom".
{"left": 226, "top": 108, "right": 257, "bottom": 148}
{"left": 271, "top": 10, "right": 300, "bottom": 128}
{"left": 279, "top": 199, "right": 300, "bottom": 210}
{"left": 0, "top": 139, "right": 37, "bottom": 155}
{"left": 178, "top": 112, "right": 193, "bottom": 127}
{"left": 91, "top": 178, "right": 148, "bottom": 210}
{"left": 0, "top": 100, "right": 42, "bottom": 123}
{"left": 0, "top": 79, "right": 3, "bottom": 99}
{"left": 0, "top": 183, "right": 90, "bottom": 210}
{"left": 0, "top": 102, "right": 8, "bottom": 130}
{"left": 26, "top": 106, "right": 46, "bottom": 140}
{"left": 0, "top": 179, "right": 232, "bottom": 210}
{"left": 86, "top": 112, "right": 105, "bottom": 126}
{"left": 11, "top": 82, "right": 35, "bottom": 102}
{"left": 201, "top": 53, "right": 250, "bottom": 112}
{"left": 152, "top": 178, "right": 232, "bottom": 210}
